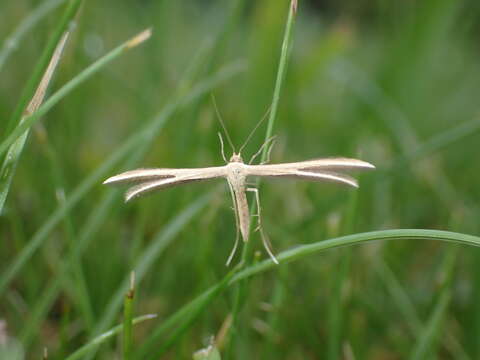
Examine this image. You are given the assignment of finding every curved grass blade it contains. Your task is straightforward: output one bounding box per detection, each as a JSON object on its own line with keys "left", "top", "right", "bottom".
{"left": 232, "top": 229, "right": 480, "bottom": 281}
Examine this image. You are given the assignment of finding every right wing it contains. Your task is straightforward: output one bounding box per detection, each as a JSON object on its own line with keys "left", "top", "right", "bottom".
{"left": 103, "top": 166, "right": 226, "bottom": 201}
{"left": 244, "top": 157, "right": 375, "bottom": 188}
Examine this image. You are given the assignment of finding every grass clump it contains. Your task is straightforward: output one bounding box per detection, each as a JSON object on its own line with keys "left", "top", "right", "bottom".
{"left": 2, "top": 0, "right": 480, "bottom": 359}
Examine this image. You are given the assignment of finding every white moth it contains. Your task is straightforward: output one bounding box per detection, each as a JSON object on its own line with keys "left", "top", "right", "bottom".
{"left": 103, "top": 131, "right": 374, "bottom": 265}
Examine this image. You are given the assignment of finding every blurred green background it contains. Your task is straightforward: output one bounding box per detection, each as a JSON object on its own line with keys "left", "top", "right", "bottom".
{"left": 2, "top": 0, "right": 480, "bottom": 359}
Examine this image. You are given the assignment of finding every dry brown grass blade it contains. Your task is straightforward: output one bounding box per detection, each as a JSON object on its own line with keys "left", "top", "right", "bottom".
{"left": 0, "top": 30, "right": 70, "bottom": 212}
{"left": 26, "top": 31, "right": 69, "bottom": 115}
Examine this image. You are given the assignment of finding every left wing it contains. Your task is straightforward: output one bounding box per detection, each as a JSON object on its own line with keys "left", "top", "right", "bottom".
{"left": 103, "top": 166, "right": 226, "bottom": 201}
{"left": 243, "top": 157, "right": 375, "bottom": 188}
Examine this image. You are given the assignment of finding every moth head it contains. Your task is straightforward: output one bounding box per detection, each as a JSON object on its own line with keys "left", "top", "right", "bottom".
{"left": 230, "top": 153, "right": 243, "bottom": 163}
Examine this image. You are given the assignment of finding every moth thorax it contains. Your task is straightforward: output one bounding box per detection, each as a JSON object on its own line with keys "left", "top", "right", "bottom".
{"left": 230, "top": 153, "right": 243, "bottom": 163}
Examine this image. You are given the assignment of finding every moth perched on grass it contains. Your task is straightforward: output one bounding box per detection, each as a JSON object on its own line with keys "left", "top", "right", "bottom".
{"left": 104, "top": 108, "right": 375, "bottom": 264}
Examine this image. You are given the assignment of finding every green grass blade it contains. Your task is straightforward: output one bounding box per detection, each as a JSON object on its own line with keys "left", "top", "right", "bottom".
{"left": 0, "top": 29, "right": 152, "bottom": 159}
{"left": 232, "top": 229, "right": 480, "bottom": 282}
{"left": 123, "top": 273, "right": 135, "bottom": 360}
{"left": 64, "top": 314, "right": 156, "bottom": 360}
{"left": 229, "top": 1, "right": 298, "bottom": 353}
{"left": 261, "top": 0, "right": 297, "bottom": 159}
{"left": 0, "top": 0, "right": 68, "bottom": 72}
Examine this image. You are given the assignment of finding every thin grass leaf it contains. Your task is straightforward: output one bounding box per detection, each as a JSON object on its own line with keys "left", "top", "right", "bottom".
{"left": 232, "top": 229, "right": 480, "bottom": 281}
{"left": 241, "top": 0, "right": 298, "bottom": 264}
{"left": 64, "top": 314, "right": 156, "bottom": 360}
{"left": 0, "top": 29, "right": 70, "bottom": 213}
{"left": 0, "top": 29, "right": 152, "bottom": 159}
{"left": 0, "top": 61, "right": 245, "bottom": 298}
{"left": 0, "top": 0, "right": 68, "bottom": 72}
{"left": 261, "top": 0, "right": 297, "bottom": 161}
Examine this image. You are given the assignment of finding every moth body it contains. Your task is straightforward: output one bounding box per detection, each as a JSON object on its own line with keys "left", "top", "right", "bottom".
{"left": 225, "top": 156, "right": 250, "bottom": 242}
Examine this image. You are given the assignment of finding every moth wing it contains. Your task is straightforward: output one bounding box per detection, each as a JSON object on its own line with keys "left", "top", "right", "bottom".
{"left": 104, "top": 168, "right": 183, "bottom": 185}
{"left": 255, "top": 158, "right": 375, "bottom": 172}
{"left": 103, "top": 166, "right": 227, "bottom": 201}
{"left": 125, "top": 176, "right": 206, "bottom": 201}
{"left": 298, "top": 157, "right": 375, "bottom": 172}
{"left": 245, "top": 157, "right": 374, "bottom": 188}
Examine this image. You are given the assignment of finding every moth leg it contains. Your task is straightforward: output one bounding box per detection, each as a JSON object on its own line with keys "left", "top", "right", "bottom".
{"left": 247, "top": 187, "right": 279, "bottom": 264}
{"left": 249, "top": 136, "right": 277, "bottom": 165}
{"left": 226, "top": 181, "right": 241, "bottom": 266}
{"left": 218, "top": 132, "right": 227, "bottom": 163}
{"left": 226, "top": 225, "right": 240, "bottom": 266}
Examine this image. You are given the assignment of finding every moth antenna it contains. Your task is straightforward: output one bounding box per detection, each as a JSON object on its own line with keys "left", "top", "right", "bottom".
{"left": 239, "top": 105, "right": 272, "bottom": 153}
{"left": 218, "top": 132, "right": 227, "bottom": 163}
{"left": 211, "top": 94, "right": 236, "bottom": 154}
